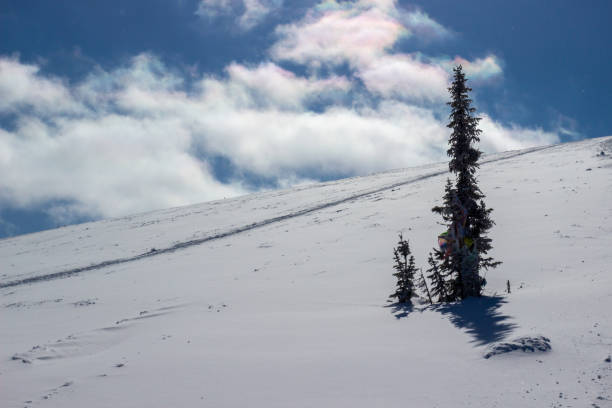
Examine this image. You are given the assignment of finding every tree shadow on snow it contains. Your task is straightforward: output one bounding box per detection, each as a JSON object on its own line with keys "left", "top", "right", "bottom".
{"left": 385, "top": 301, "right": 414, "bottom": 319}
{"left": 432, "top": 296, "right": 517, "bottom": 346}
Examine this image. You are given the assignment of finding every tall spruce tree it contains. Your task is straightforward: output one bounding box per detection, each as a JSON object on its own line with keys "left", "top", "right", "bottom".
{"left": 389, "top": 234, "right": 417, "bottom": 304}
{"left": 432, "top": 65, "right": 500, "bottom": 299}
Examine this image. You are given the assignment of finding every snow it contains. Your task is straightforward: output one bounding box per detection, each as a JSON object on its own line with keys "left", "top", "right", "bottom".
{"left": 483, "top": 335, "right": 552, "bottom": 359}
{"left": 2, "top": 136, "right": 612, "bottom": 407}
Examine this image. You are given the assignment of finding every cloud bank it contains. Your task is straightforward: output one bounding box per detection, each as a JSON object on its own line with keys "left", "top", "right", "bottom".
{"left": 0, "top": 0, "right": 559, "bottom": 228}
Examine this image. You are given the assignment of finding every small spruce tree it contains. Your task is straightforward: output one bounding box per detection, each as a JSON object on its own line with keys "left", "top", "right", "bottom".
{"left": 425, "top": 252, "right": 451, "bottom": 303}
{"left": 416, "top": 268, "right": 433, "bottom": 304}
{"left": 389, "top": 234, "right": 417, "bottom": 304}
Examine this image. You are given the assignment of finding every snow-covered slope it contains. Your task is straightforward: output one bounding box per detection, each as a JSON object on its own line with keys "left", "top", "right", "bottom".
{"left": 2, "top": 136, "right": 612, "bottom": 407}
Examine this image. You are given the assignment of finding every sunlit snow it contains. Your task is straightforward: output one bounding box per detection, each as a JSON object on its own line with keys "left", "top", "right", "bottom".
{"left": 2, "top": 136, "right": 612, "bottom": 407}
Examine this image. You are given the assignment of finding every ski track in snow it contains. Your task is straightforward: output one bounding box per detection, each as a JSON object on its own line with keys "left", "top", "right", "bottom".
{"left": 0, "top": 144, "right": 562, "bottom": 289}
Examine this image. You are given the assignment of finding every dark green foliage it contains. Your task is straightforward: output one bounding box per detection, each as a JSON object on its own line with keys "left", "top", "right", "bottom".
{"left": 432, "top": 178, "right": 460, "bottom": 225}
{"left": 431, "top": 179, "right": 464, "bottom": 300}
{"left": 389, "top": 233, "right": 417, "bottom": 304}
{"left": 447, "top": 66, "right": 482, "bottom": 179}
{"left": 416, "top": 268, "right": 432, "bottom": 304}
{"left": 425, "top": 252, "right": 451, "bottom": 303}
{"left": 431, "top": 65, "right": 501, "bottom": 300}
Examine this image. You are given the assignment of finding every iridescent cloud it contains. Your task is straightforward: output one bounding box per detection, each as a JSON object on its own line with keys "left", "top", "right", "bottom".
{"left": 271, "top": 4, "right": 407, "bottom": 67}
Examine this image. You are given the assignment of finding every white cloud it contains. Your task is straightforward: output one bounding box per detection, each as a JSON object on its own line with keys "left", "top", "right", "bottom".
{"left": 240, "top": 0, "right": 283, "bottom": 29}
{"left": 187, "top": 102, "right": 451, "bottom": 177}
{"left": 196, "top": 0, "right": 282, "bottom": 30}
{"left": 435, "top": 55, "right": 503, "bottom": 81}
{"left": 553, "top": 113, "right": 582, "bottom": 141}
{"left": 0, "top": 1, "right": 559, "bottom": 226}
{"left": 357, "top": 54, "right": 449, "bottom": 103}
{"left": 224, "top": 62, "right": 351, "bottom": 109}
{"left": 0, "top": 57, "right": 82, "bottom": 115}
{"left": 478, "top": 115, "right": 559, "bottom": 152}
{"left": 195, "top": 0, "right": 234, "bottom": 18}
{"left": 0, "top": 56, "right": 246, "bottom": 220}
{"left": 401, "top": 9, "right": 450, "bottom": 39}
{"left": 0, "top": 114, "right": 245, "bottom": 218}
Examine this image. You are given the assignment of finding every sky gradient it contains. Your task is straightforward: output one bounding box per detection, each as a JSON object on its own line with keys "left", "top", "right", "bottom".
{"left": 1, "top": 0, "right": 610, "bottom": 238}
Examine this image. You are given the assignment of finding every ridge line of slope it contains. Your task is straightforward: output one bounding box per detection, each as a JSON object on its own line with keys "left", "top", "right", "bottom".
{"left": 0, "top": 144, "right": 556, "bottom": 289}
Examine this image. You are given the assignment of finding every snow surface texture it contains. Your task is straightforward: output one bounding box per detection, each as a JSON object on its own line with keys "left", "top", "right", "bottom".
{"left": 1, "top": 136, "right": 612, "bottom": 407}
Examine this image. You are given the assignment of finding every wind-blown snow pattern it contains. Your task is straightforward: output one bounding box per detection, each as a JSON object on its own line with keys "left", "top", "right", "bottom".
{"left": 2, "top": 136, "right": 612, "bottom": 407}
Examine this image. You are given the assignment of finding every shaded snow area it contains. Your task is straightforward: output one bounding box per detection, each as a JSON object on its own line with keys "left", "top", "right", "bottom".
{"left": 2, "top": 136, "right": 612, "bottom": 407}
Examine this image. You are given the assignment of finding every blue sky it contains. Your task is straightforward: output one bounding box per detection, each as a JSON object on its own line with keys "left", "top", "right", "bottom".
{"left": 0, "top": 0, "right": 610, "bottom": 238}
